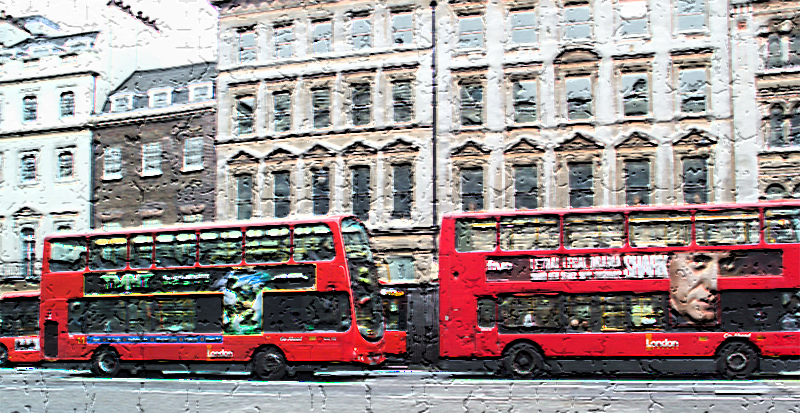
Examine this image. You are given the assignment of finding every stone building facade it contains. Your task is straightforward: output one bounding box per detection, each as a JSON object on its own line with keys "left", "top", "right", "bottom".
{"left": 91, "top": 63, "right": 217, "bottom": 229}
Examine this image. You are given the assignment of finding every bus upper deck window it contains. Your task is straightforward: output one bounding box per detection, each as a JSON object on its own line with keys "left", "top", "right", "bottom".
{"left": 129, "top": 235, "right": 153, "bottom": 269}
{"left": 155, "top": 232, "right": 197, "bottom": 267}
{"left": 696, "top": 210, "right": 759, "bottom": 246}
{"left": 629, "top": 212, "right": 691, "bottom": 248}
{"left": 455, "top": 219, "right": 497, "bottom": 252}
{"left": 89, "top": 236, "right": 127, "bottom": 270}
{"left": 765, "top": 208, "right": 800, "bottom": 244}
{"left": 199, "top": 230, "right": 243, "bottom": 265}
{"left": 293, "top": 224, "right": 335, "bottom": 262}
{"left": 564, "top": 214, "right": 624, "bottom": 249}
{"left": 500, "top": 216, "right": 559, "bottom": 251}
{"left": 245, "top": 226, "right": 290, "bottom": 264}
{"left": 48, "top": 238, "right": 87, "bottom": 272}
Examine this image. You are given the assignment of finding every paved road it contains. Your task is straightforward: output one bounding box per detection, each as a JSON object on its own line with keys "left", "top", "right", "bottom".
{"left": 1, "top": 368, "right": 799, "bottom": 412}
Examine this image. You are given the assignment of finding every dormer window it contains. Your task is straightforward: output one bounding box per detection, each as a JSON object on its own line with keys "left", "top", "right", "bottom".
{"left": 189, "top": 84, "right": 213, "bottom": 102}
{"left": 148, "top": 88, "right": 172, "bottom": 108}
{"left": 111, "top": 95, "right": 132, "bottom": 113}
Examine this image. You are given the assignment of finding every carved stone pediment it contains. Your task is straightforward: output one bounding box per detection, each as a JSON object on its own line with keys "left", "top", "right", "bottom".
{"left": 13, "top": 207, "right": 42, "bottom": 218}
{"left": 505, "top": 138, "right": 545, "bottom": 154}
{"left": 303, "top": 144, "right": 336, "bottom": 159}
{"left": 381, "top": 138, "right": 419, "bottom": 154}
{"left": 616, "top": 133, "right": 658, "bottom": 148}
{"left": 451, "top": 141, "right": 490, "bottom": 157}
{"left": 227, "top": 150, "right": 259, "bottom": 165}
{"left": 264, "top": 147, "right": 298, "bottom": 162}
{"left": 342, "top": 141, "right": 378, "bottom": 157}
{"left": 557, "top": 134, "right": 603, "bottom": 151}
{"left": 555, "top": 48, "right": 600, "bottom": 65}
{"left": 179, "top": 204, "right": 206, "bottom": 215}
{"left": 674, "top": 130, "right": 716, "bottom": 147}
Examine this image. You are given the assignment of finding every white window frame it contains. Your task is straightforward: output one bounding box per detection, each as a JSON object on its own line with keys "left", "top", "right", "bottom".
{"left": 56, "top": 149, "right": 75, "bottom": 181}
{"left": 19, "top": 152, "right": 37, "bottom": 184}
{"left": 189, "top": 83, "right": 213, "bottom": 102}
{"left": 616, "top": 0, "right": 649, "bottom": 38}
{"left": 562, "top": 1, "right": 593, "bottom": 41}
{"left": 274, "top": 22, "right": 294, "bottom": 59}
{"left": 509, "top": 9, "right": 538, "bottom": 46}
{"left": 312, "top": 19, "right": 333, "bottom": 54}
{"left": 677, "top": 67, "right": 708, "bottom": 115}
{"left": 391, "top": 10, "right": 414, "bottom": 46}
{"left": 148, "top": 88, "right": 172, "bottom": 109}
{"left": 564, "top": 75, "right": 594, "bottom": 121}
{"left": 674, "top": 0, "right": 707, "bottom": 34}
{"left": 458, "top": 14, "right": 485, "bottom": 50}
{"left": 142, "top": 142, "right": 162, "bottom": 176}
{"left": 60, "top": 91, "right": 75, "bottom": 118}
{"left": 111, "top": 94, "right": 133, "bottom": 112}
{"left": 103, "top": 147, "right": 122, "bottom": 180}
{"left": 238, "top": 29, "right": 257, "bottom": 63}
{"left": 183, "top": 136, "right": 204, "bottom": 171}
{"left": 351, "top": 13, "right": 372, "bottom": 50}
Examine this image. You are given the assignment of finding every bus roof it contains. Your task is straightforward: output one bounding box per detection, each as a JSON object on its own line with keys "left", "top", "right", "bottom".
{"left": 44, "top": 215, "right": 360, "bottom": 242}
{"left": 443, "top": 200, "right": 800, "bottom": 220}
{"left": 0, "top": 291, "right": 40, "bottom": 300}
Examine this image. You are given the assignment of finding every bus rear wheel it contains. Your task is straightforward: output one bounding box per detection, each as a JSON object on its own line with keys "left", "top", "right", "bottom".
{"left": 503, "top": 343, "right": 544, "bottom": 378}
{"left": 0, "top": 344, "right": 8, "bottom": 367}
{"left": 253, "top": 348, "right": 287, "bottom": 381}
{"left": 91, "top": 348, "right": 121, "bottom": 378}
{"left": 716, "top": 341, "right": 759, "bottom": 379}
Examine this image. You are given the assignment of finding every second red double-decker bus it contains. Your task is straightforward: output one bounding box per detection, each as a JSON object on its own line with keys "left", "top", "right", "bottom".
{"left": 0, "top": 291, "right": 41, "bottom": 367}
{"left": 40, "top": 215, "right": 387, "bottom": 379}
{"left": 438, "top": 202, "right": 800, "bottom": 378}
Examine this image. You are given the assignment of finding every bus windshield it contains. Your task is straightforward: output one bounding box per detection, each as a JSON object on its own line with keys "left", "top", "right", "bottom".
{"left": 341, "top": 217, "right": 384, "bottom": 342}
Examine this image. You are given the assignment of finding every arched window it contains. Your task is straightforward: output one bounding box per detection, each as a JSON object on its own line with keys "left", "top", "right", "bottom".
{"left": 765, "top": 183, "right": 787, "bottom": 200}
{"left": 769, "top": 105, "right": 786, "bottom": 147}
{"left": 768, "top": 34, "right": 783, "bottom": 68}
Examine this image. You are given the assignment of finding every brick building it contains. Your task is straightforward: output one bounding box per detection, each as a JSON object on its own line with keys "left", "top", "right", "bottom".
{"left": 91, "top": 63, "right": 217, "bottom": 229}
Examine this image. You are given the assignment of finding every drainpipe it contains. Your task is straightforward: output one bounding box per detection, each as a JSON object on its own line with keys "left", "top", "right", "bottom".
{"left": 430, "top": 0, "right": 439, "bottom": 259}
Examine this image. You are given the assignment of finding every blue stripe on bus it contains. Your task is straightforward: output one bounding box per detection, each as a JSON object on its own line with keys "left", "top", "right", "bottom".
{"left": 86, "top": 335, "right": 223, "bottom": 344}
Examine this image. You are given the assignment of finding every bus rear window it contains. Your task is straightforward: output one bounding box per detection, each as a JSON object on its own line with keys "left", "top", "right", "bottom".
{"left": 0, "top": 298, "right": 39, "bottom": 337}
{"left": 262, "top": 292, "right": 351, "bottom": 332}
{"left": 500, "top": 216, "right": 559, "bottom": 251}
{"left": 199, "top": 230, "right": 243, "bottom": 265}
{"left": 696, "top": 210, "right": 759, "bottom": 246}
{"left": 455, "top": 219, "right": 497, "bottom": 252}
{"left": 629, "top": 212, "right": 691, "bottom": 248}
{"left": 48, "top": 238, "right": 87, "bottom": 272}
{"left": 245, "top": 226, "right": 290, "bottom": 264}
{"left": 765, "top": 208, "right": 800, "bottom": 244}
{"left": 155, "top": 232, "right": 197, "bottom": 267}
{"left": 293, "top": 224, "right": 335, "bottom": 262}
{"left": 89, "top": 236, "right": 127, "bottom": 270}
{"left": 130, "top": 235, "right": 153, "bottom": 269}
{"left": 564, "top": 214, "right": 624, "bottom": 249}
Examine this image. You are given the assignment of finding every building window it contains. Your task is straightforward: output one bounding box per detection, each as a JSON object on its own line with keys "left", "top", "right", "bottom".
{"left": 236, "top": 174, "right": 253, "bottom": 220}
{"left": 461, "top": 167, "right": 484, "bottom": 212}
{"left": 510, "top": 9, "right": 537, "bottom": 45}
{"left": 236, "top": 96, "right": 255, "bottom": 135}
{"left": 312, "top": 20, "right": 332, "bottom": 54}
{"left": 458, "top": 15, "right": 484, "bottom": 49}
{"left": 388, "top": 257, "right": 415, "bottom": 282}
{"left": 112, "top": 95, "right": 131, "bottom": 112}
{"left": 275, "top": 24, "right": 294, "bottom": 59}
{"left": 621, "top": 73, "right": 649, "bottom": 117}
{"left": 312, "top": 88, "right": 331, "bottom": 129}
{"left": 768, "top": 105, "right": 786, "bottom": 147}
{"left": 351, "top": 14, "right": 372, "bottom": 50}
{"left": 239, "top": 30, "right": 256, "bottom": 63}
{"left": 566, "top": 76, "right": 593, "bottom": 120}
{"left": 103, "top": 222, "right": 122, "bottom": 231}
{"left": 152, "top": 91, "right": 169, "bottom": 108}
{"left": 392, "top": 11, "right": 413, "bottom": 46}
{"left": 312, "top": 168, "right": 330, "bottom": 216}
{"left": 57, "top": 151, "right": 74, "bottom": 180}
{"left": 563, "top": 2, "right": 592, "bottom": 40}
{"left": 617, "top": 0, "right": 648, "bottom": 37}
{"left": 460, "top": 83, "right": 484, "bottom": 126}
{"left": 676, "top": 0, "right": 706, "bottom": 33}
{"left": 351, "top": 84, "right": 371, "bottom": 126}
{"left": 679, "top": 68, "right": 707, "bottom": 114}
{"left": 624, "top": 160, "right": 650, "bottom": 205}
{"left": 183, "top": 137, "right": 204, "bottom": 170}
{"left": 273, "top": 91, "right": 291, "bottom": 132}
{"left": 791, "top": 106, "right": 800, "bottom": 146}
{"left": 60, "top": 92, "right": 75, "bottom": 118}
{"left": 191, "top": 85, "right": 211, "bottom": 102}
{"left": 568, "top": 162, "right": 593, "bottom": 208}
{"left": 104, "top": 147, "right": 122, "bottom": 179}
{"left": 273, "top": 171, "right": 291, "bottom": 218}
{"left": 766, "top": 33, "right": 800, "bottom": 69}
{"left": 514, "top": 165, "right": 538, "bottom": 210}
{"left": 682, "top": 157, "right": 707, "bottom": 204}
{"left": 392, "top": 164, "right": 413, "bottom": 219}
{"left": 142, "top": 142, "right": 161, "bottom": 175}
{"left": 351, "top": 166, "right": 370, "bottom": 221}
{"left": 23, "top": 96, "right": 37, "bottom": 122}
{"left": 142, "top": 219, "right": 161, "bottom": 228}
{"left": 392, "top": 80, "right": 413, "bottom": 123}
{"left": 20, "top": 228, "right": 35, "bottom": 279}
{"left": 20, "top": 154, "right": 36, "bottom": 183}
{"left": 513, "top": 80, "right": 537, "bottom": 123}
{"left": 183, "top": 214, "right": 203, "bottom": 224}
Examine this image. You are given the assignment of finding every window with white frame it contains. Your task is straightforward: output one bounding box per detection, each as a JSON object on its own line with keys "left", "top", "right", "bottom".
{"left": 20, "top": 153, "right": 36, "bottom": 183}
{"left": 566, "top": 76, "right": 593, "bottom": 120}
{"left": 460, "top": 83, "right": 484, "bottom": 126}
{"left": 510, "top": 9, "right": 537, "bottom": 45}
{"left": 392, "top": 11, "right": 413, "bottom": 46}
{"left": 112, "top": 95, "right": 132, "bottom": 112}
{"left": 57, "top": 150, "right": 74, "bottom": 180}
{"left": 23, "top": 96, "right": 37, "bottom": 122}
{"left": 239, "top": 30, "right": 256, "bottom": 63}
{"left": 104, "top": 147, "right": 122, "bottom": 179}
{"left": 312, "top": 20, "right": 333, "bottom": 54}
{"left": 563, "top": 1, "right": 592, "bottom": 40}
{"left": 458, "top": 15, "right": 484, "bottom": 49}
{"left": 190, "top": 84, "right": 212, "bottom": 102}
{"left": 142, "top": 219, "right": 161, "bottom": 228}
{"left": 236, "top": 96, "right": 255, "bottom": 135}
{"left": 766, "top": 104, "right": 800, "bottom": 148}
{"left": 621, "top": 73, "right": 649, "bottom": 117}
{"left": 151, "top": 90, "right": 170, "bottom": 108}
{"left": 765, "top": 33, "right": 800, "bottom": 69}
{"left": 676, "top": 0, "right": 706, "bottom": 33}
{"left": 392, "top": 80, "right": 413, "bottom": 123}
{"left": 60, "top": 92, "right": 75, "bottom": 118}
{"left": 183, "top": 137, "right": 204, "bottom": 170}
{"left": 513, "top": 80, "right": 537, "bottom": 123}
{"left": 275, "top": 23, "right": 294, "bottom": 59}
{"left": 351, "top": 13, "right": 372, "bottom": 50}
{"left": 273, "top": 91, "right": 292, "bottom": 132}
{"left": 142, "top": 142, "right": 161, "bottom": 175}
{"left": 678, "top": 68, "right": 707, "bottom": 114}
{"left": 388, "top": 257, "right": 415, "bottom": 281}
{"left": 617, "top": 0, "right": 648, "bottom": 37}
{"left": 351, "top": 84, "right": 371, "bottom": 126}
{"left": 312, "top": 88, "right": 331, "bottom": 129}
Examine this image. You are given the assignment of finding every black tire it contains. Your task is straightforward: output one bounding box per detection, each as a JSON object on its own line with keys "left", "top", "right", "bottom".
{"left": 91, "top": 348, "right": 122, "bottom": 378}
{"left": 716, "top": 341, "right": 759, "bottom": 379}
{"left": 0, "top": 344, "right": 9, "bottom": 368}
{"left": 503, "top": 342, "right": 544, "bottom": 378}
{"left": 252, "top": 348, "right": 287, "bottom": 381}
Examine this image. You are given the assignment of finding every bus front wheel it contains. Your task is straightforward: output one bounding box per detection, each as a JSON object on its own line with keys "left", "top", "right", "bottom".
{"left": 503, "top": 343, "right": 544, "bottom": 378}
{"left": 0, "top": 344, "right": 8, "bottom": 367}
{"left": 716, "top": 341, "right": 759, "bottom": 379}
{"left": 91, "top": 348, "right": 121, "bottom": 378}
{"left": 253, "top": 348, "right": 287, "bottom": 381}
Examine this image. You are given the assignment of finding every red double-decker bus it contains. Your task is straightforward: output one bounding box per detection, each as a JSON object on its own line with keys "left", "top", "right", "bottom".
{"left": 40, "top": 216, "right": 388, "bottom": 379}
{"left": 438, "top": 202, "right": 800, "bottom": 378}
{"left": 0, "top": 291, "right": 41, "bottom": 367}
